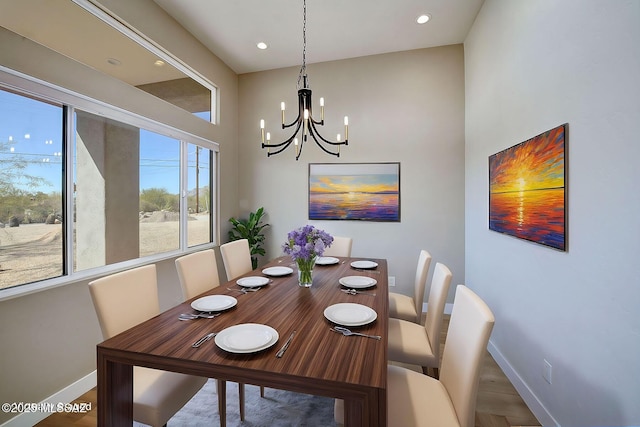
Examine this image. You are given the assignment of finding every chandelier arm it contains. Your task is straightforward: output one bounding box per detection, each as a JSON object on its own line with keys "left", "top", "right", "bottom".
{"left": 309, "top": 120, "right": 349, "bottom": 146}
{"left": 283, "top": 113, "right": 302, "bottom": 129}
{"left": 308, "top": 128, "right": 339, "bottom": 157}
{"left": 310, "top": 116, "right": 324, "bottom": 126}
{"left": 295, "top": 138, "right": 305, "bottom": 161}
{"left": 267, "top": 140, "right": 293, "bottom": 157}
{"left": 262, "top": 120, "right": 303, "bottom": 151}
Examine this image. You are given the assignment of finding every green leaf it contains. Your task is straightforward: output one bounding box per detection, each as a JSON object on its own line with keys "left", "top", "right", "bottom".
{"left": 227, "top": 207, "right": 270, "bottom": 267}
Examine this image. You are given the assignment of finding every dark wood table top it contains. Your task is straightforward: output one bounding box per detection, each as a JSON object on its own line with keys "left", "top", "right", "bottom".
{"left": 98, "top": 255, "right": 388, "bottom": 426}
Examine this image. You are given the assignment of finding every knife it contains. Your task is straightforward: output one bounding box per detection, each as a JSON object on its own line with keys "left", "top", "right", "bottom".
{"left": 276, "top": 330, "right": 296, "bottom": 358}
{"left": 192, "top": 332, "right": 217, "bottom": 348}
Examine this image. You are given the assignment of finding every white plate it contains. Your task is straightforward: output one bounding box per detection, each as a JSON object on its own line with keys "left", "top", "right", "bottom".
{"left": 237, "top": 276, "right": 270, "bottom": 288}
{"left": 339, "top": 276, "right": 378, "bottom": 289}
{"left": 215, "top": 323, "right": 279, "bottom": 353}
{"left": 261, "top": 266, "right": 294, "bottom": 277}
{"left": 324, "top": 303, "right": 378, "bottom": 327}
{"left": 350, "top": 260, "right": 378, "bottom": 269}
{"left": 191, "top": 295, "right": 238, "bottom": 312}
{"left": 316, "top": 256, "right": 340, "bottom": 265}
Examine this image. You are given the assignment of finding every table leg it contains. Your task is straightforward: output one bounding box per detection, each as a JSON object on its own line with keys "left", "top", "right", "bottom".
{"left": 344, "top": 388, "right": 386, "bottom": 427}
{"left": 97, "top": 352, "right": 133, "bottom": 426}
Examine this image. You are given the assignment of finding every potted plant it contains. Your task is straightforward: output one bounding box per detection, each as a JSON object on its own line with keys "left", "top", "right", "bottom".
{"left": 228, "top": 207, "right": 269, "bottom": 269}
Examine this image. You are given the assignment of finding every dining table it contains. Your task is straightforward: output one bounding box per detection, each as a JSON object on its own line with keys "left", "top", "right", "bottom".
{"left": 96, "top": 255, "right": 388, "bottom": 426}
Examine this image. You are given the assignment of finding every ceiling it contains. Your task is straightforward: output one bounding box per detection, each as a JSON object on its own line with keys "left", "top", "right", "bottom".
{"left": 153, "top": 0, "right": 485, "bottom": 74}
{"left": 1, "top": 0, "right": 484, "bottom": 83}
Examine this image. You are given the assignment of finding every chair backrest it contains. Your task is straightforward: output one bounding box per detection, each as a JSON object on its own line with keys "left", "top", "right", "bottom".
{"left": 322, "top": 236, "right": 353, "bottom": 257}
{"left": 175, "top": 249, "right": 220, "bottom": 300}
{"left": 423, "top": 262, "right": 452, "bottom": 361}
{"left": 88, "top": 264, "right": 160, "bottom": 339}
{"left": 412, "top": 250, "right": 433, "bottom": 318}
{"left": 439, "top": 285, "right": 495, "bottom": 427}
{"left": 220, "top": 239, "right": 253, "bottom": 280}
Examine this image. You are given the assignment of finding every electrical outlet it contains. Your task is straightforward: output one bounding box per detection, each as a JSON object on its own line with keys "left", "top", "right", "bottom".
{"left": 543, "top": 359, "right": 552, "bottom": 384}
{"left": 388, "top": 276, "right": 395, "bottom": 287}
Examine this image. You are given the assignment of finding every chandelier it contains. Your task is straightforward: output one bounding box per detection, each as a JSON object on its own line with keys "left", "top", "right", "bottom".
{"left": 260, "top": 0, "right": 349, "bottom": 161}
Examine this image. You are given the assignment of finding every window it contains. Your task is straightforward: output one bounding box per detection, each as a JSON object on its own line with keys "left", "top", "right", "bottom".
{"left": 0, "top": 81, "right": 218, "bottom": 292}
{"left": 186, "top": 143, "right": 212, "bottom": 247}
{"left": 0, "top": 89, "right": 64, "bottom": 288}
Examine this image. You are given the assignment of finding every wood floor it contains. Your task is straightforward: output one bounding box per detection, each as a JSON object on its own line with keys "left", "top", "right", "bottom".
{"left": 36, "top": 316, "right": 539, "bottom": 427}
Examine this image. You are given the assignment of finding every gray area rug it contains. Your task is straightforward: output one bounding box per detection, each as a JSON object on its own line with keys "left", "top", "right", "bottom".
{"left": 135, "top": 379, "right": 336, "bottom": 427}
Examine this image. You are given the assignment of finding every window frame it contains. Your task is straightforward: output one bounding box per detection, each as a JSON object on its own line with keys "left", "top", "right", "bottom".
{"left": 0, "top": 67, "right": 219, "bottom": 301}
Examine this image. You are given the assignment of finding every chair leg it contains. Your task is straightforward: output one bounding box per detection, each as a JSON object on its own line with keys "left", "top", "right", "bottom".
{"left": 260, "top": 386, "right": 265, "bottom": 397}
{"left": 217, "top": 379, "right": 227, "bottom": 427}
{"left": 239, "top": 383, "right": 245, "bottom": 421}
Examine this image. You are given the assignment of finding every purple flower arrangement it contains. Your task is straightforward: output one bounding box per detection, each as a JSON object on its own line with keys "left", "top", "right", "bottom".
{"left": 282, "top": 225, "right": 334, "bottom": 262}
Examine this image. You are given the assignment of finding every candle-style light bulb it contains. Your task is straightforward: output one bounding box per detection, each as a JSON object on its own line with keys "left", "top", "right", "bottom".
{"left": 294, "top": 137, "right": 299, "bottom": 157}
{"left": 281, "top": 102, "right": 286, "bottom": 125}
{"left": 337, "top": 133, "right": 341, "bottom": 154}
{"left": 319, "top": 97, "right": 325, "bottom": 122}
{"left": 260, "top": 119, "right": 265, "bottom": 143}
{"left": 344, "top": 116, "right": 349, "bottom": 141}
{"left": 266, "top": 132, "right": 271, "bottom": 153}
{"left": 303, "top": 109, "right": 309, "bottom": 139}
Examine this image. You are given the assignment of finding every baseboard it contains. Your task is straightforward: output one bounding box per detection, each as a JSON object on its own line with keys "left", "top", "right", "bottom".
{"left": 0, "top": 370, "right": 96, "bottom": 427}
{"left": 487, "top": 341, "right": 559, "bottom": 427}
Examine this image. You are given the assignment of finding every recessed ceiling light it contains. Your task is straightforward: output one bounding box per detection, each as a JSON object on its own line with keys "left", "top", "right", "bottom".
{"left": 416, "top": 14, "right": 431, "bottom": 24}
{"left": 154, "top": 60, "right": 165, "bottom": 67}
{"left": 257, "top": 42, "right": 268, "bottom": 50}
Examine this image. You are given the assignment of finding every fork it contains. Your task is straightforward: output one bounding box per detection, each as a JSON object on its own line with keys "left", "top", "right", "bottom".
{"left": 341, "top": 289, "right": 376, "bottom": 296}
{"left": 331, "top": 326, "right": 381, "bottom": 340}
{"left": 179, "top": 312, "right": 220, "bottom": 320}
{"left": 226, "top": 287, "right": 261, "bottom": 294}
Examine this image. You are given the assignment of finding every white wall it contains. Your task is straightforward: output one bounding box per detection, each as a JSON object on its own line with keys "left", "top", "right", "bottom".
{"left": 464, "top": 1, "right": 640, "bottom": 425}
{"left": 237, "top": 46, "right": 466, "bottom": 301}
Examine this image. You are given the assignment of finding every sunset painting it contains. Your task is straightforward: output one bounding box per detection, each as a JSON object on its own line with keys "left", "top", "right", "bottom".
{"left": 489, "top": 124, "right": 566, "bottom": 250}
{"left": 309, "top": 163, "right": 400, "bottom": 221}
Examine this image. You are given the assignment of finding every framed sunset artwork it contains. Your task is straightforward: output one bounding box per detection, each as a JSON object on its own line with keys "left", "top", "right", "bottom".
{"left": 489, "top": 124, "right": 567, "bottom": 251}
{"left": 308, "top": 163, "right": 400, "bottom": 221}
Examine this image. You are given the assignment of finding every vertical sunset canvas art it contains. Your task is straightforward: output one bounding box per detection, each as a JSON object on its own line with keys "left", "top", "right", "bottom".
{"left": 309, "top": 163, "right": 400, "bottom": 221}
{"left": 489, "top": 124, "right": 567, "bottom": 250}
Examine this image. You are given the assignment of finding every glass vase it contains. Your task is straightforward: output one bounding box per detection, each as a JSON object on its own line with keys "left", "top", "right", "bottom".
{"left": 296, "top": 257, "right": 316, "bottom": 287}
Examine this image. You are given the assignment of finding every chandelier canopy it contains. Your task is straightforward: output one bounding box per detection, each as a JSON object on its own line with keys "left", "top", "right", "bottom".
{"left": 260, "top": 0, "right": 349, "bottom": 161}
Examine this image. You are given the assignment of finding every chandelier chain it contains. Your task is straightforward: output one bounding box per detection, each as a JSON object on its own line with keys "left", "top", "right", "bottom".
{"left": 298, "top": 0, "right": 307, "bottom": 89}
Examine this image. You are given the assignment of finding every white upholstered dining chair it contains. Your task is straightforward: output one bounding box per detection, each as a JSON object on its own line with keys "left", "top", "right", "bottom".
{"left": 220, "top": 239, "right": 253, "bottom": 280}
{"left": 386, "top": 285, "right": 495, "bottom": 427}
{"left": 388, "top": 262, "right": 452, "bottom": 378}
{"left": 217, "top": 240, "right": 267, "bottom": 399}
{"left": 88, "top": 265, "right": 208, "bottom": 427}
{"left": 175, "top": 249, "right": 221, "bottom": 299}
{"left": 388, "top": 250, "right": 432, "bottom": 323}
{"left": 175, "top": 249, "right": 257, "bottom": 422}
{"left": 322, "top": 236, "right": 353, "bottom": 257}
{"left": 335, "top": 285, "right": 494, "bottom": 427}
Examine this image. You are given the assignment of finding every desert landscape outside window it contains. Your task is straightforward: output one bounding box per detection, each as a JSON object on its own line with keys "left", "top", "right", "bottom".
{"left": 0, "top": 88, "right": 64, "bottom": 288}
{"left": 0, "top": 84, "right": 216, "bottom": 291}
